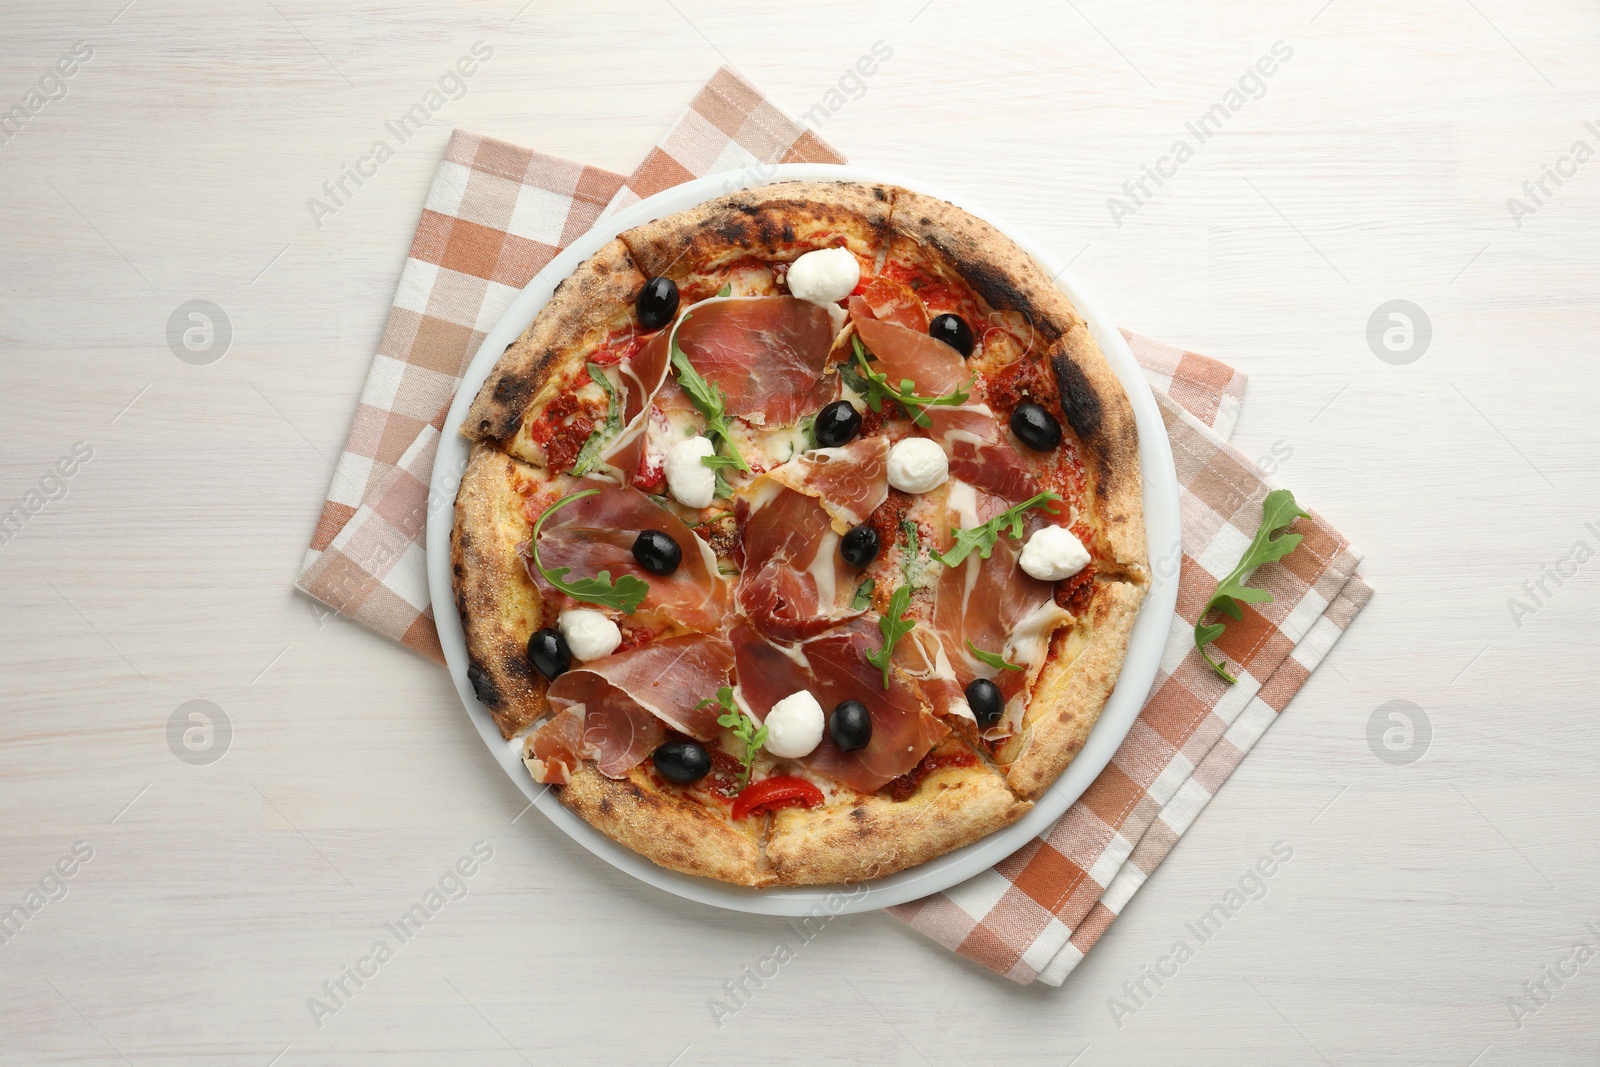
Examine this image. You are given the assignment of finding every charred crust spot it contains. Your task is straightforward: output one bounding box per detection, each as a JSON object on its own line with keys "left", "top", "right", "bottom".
{"left": 466, "top": 661, "right": 501, "bottom": 709}
{"left": 598, "top": 796, "right": 613, "bottom": 815}
{"left": 781, "top": 222, "right": 795, "bottom": 242}
{"left": 1051, "top": 350, "right": 1105, "bottom": 458}
{"left": 849, "top": 807, "right": 866, "bottom": 821}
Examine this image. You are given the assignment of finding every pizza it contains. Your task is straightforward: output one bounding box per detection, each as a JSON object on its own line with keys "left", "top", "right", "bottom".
{"left": 451, "top": 181, "right": 1147, "bottom": 886}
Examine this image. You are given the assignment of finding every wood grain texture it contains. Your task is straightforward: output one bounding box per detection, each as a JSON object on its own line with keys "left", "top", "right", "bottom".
{"left": 1, "top": 1, "right": 1598, "bottom": 1064}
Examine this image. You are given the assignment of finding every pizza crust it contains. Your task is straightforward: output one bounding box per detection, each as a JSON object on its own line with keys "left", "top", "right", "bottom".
{"left": 462, "top": 237, "right": 646, "bottom": 453}
{"left": 553, "top": 762, "right": 772, "bottom": 886}
{"left": 1001, "top": 579, "right": 1146, "bottom": 800}
{"left": 765, "top": 755, "right": 1031, "bottom": 885}
{"left": 451, "top": 444, "right": 551, "bottom": 740}
{"left": 1048, "top": 328, "right": 1147, "bottom": 575}
{"left": 619, "top": 180, "right": 894, "bottom": 281}
{"left": 882, "top": 187, "right": 1082, "bottom": 344}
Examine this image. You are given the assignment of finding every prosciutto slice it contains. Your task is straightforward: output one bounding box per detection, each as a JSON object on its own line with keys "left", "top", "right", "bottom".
{"left": 731, "top": 620, "right": 948, "bottom": 793}
{"left": 849, "top": 307, "right": 998, "bottom": 447}
{"left": 931, "top": 481, "right": 1071, "bottom": 738}
{"left": 735, "top": 479, "right": 859, "bottom": 641}
{"left": 674, "top": 296, "right": 835, "bottom": 427}
{"left": 525, "top": 478, "right": 728, "bottom": 634}
{"left": 600, "top": 330, "right": 672, "bottom": 483}
{"left": 947, "top": 438, "right": 1041, "bottom": 505}
{"left": 764, "top": 436, "right": 889, "bottom": 531}
{"left": 537, "top": 633, "right": 736, "bottom": 779}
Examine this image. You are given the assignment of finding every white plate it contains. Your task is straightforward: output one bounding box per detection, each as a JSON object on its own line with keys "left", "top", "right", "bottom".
{"left": 427, "top": 164, "right": 1181, "bottom": 917}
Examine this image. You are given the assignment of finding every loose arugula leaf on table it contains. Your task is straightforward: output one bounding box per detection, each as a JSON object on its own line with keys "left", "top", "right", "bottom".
{"left": 569, "top": 363, "right": 622, "bottom": 476}
{"left": 931, "top": 491, "right": 1062, "bottom": 568}
{"left": 966, "top": 639, "right": 1023, "bottom": 672}
{"left": 699, "top": 685, "right": 764, "bottom": 793}
{"left": 529, "top": 489, "right": 650, "bottom": 613}
{"left": 1193, "top": 488, "right": 1310, "bottom": 684}
{"left": 850, "top": 336, "right": 972, "bottom": 429}
{"left": 865, "top": 583, "right": 916, "bottom": 690}
{"left": 851, "top": 577, "right": 876, "bottom": 611}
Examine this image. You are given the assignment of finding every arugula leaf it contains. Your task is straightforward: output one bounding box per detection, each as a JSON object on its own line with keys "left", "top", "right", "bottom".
{"left": 569, "top": 363, "right": 622, "bottom": 476}
{"left": 529, "top": 489, "right": 650, "bottom": 613}
{"left": 865, "top": 583, "right": 915, "bottom": 689}
{"left": 900, "top": 519, "right": 921, "bottom": 587}
{"left": 967, "top": 639, "right": 1023, "bottom": 672}
{"left": 931, "top": 492, "right": 1062, "bottom": 568}
{"left": 700, "top": 685, "right": 765, "bottom": 793}
{"left": 798, "top": 413, "right": 817, "bottom": 452}
{"left": 836, "top": 352, "right": 871, "bottom": 396}
{"left": 1193, "top": 488, "right": 1310, "bottom": 684}
{"left": 852, "top": 576, "right": 876, "bottom": 610}
{"left": 716, "top": 283, "right": 733, "bottom": 298}
{"left": 668, "top": 311, "right": 750, "bottom": 478}
{"left": 851, "top": 336, "right": 972, "bottom": 429}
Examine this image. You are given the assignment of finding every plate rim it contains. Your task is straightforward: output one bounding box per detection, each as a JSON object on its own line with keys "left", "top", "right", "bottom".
{"left": 425, "top": 162, "right": 1181, "bottom": 917}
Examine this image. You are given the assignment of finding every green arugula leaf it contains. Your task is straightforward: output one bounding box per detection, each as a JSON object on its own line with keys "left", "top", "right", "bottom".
{"left": 668, "top": 308, "right": 750, "bottom": 480}
{"left": 967, "top": 638, "right": 1023, "bottom": 672}
{"left": 1193, "top": 488, "right": 1310, "bottom": 684}
{"left": 716, "top": 283, "right": 733, "bottom": 298}
{"left": 900, "top": 519, "right": 921, "bottom": 587}
{"left": 569, "top": 363, "right": 623, "bottom": 476}
{"left": 529, "top": 489, "right": 650, "bottom": 613}
{"left": 931, "top": 491, "right": 1062, "bottom": 568}
{"left": 852, "top": 576, "right": 876, "bottom": 611}
{"left": 865, "top": 583, "right": 916, "bottom": 690}
{"left": 798, "top": 413, "right": 817, "bottom": 452}
{"left": 851, "top": 336, "right": 972, "bottom": 429}
{"left": 700, "top": 686, "right": 765, "bottom": 793}
{"left": 836, "top": 352, "right": 871, "bottom": 396}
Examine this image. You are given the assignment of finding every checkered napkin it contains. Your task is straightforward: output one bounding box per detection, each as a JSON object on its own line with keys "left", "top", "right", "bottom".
{"left": 295, "top": 68, "right": 1371, "bottom": 985}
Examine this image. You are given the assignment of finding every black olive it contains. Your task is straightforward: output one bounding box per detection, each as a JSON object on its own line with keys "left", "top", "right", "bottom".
{"left": 813, "top": 400, "right": 863, "bottom": 448}
{"left": 829, "top": 700, "right": 873, "bottom": 751}
{"left": 928, "top": 313, "right": 974, "bottom": 357}
{"left": 840, "top": 525, "right": 880, "bottom": 568}
{"left": 631, "top": 529, "right": 682, "bottom": 576}
{"left": 1010, "top": 401, "right": 1063, "bottom": 452}
{"left": 636, "top": 276, "right": 680, "bottom": 331}
{"left": 653, "top": 739, "right": 711, "bottom": 785}
{"left": 526, "top": 627, "right": 571, "bottom": 681}
{"left": 966, "top": 678, "right": 1004, "bottom": 727}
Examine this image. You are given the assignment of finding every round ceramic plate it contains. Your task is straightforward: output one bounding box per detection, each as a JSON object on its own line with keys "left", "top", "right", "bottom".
{"left": 427, "top": 164, "right": 1181, "bottom": 916}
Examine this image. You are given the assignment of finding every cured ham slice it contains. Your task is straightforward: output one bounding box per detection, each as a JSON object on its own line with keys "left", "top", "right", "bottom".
{"left": 735, "top": 479, "right": 858, "bottom": 641}
{"left": 931, "top": 481, "right": 1071, "bottom": 738}
{"left": 947, "top": 438, "right": 1041, "bottom": 505}
{"left": 731, "top": 621, "right": 948, "bottom": 793}
{"left": 849, "top": 307, "right": 998, "bottom": 448}
{"left": 673, "top": 296, "right": 835, "bottom": 427}
{"left": 525, "top": 704, "right": 584, "bottom": 785}
{"left": 539, "top": 634, "right": 736, "bottom": 779}
{"left": 523, "top": 478, "right": 728, "bottom": 634}
{"left": 600, "top": 330, "right": 671, "bottom": 483}
{"left": 764, "top": 436, "right": 889, "bottom": 531}
{"left": 856, "top": 277, "right": 928, "bottom": 332}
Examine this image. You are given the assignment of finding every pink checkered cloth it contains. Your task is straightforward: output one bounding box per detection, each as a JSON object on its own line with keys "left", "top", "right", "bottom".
{"left": 295, "top": 68, "right": 1370, "bottom": 986}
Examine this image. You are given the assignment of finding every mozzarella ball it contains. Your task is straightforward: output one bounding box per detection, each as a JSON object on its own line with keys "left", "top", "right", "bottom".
{"left": 786, "top": 247, "right": 860, "bottom": 305}
{"left": 886, "top": 437, "right": 949, "bottom": 494}
{"left": 557, "top": 608, "right": 622, "bottom": 661}
{"left": 1018, "top": 525, "right": 1091, "bottom": 582}
{"left": 762, "top": 691, "right": 826, "bottom": 759}
{"left": 665, "top": 435, "right": 718, "bottom": 509}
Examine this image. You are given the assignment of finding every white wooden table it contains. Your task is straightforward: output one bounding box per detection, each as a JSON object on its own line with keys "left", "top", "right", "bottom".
{"left": 3, "top": 2, "right": 1598, "bottom": 1063}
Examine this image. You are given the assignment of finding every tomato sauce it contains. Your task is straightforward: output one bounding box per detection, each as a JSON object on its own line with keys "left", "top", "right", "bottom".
{"left": 885, "top": 748, "right": 978, "bottom": 802}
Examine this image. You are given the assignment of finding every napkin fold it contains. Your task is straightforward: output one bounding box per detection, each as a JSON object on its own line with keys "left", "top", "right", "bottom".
{"left": 295, "top": 67, "right": 1370, "bottom": 986}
